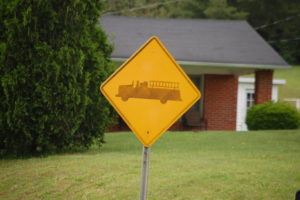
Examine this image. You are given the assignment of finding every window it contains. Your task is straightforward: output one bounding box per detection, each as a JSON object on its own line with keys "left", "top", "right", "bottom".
{"left": 246, "top": 91, "right": 255, "bottom": 109}
{"left": 183, "top": 75, "right": 204, "bottom": 127}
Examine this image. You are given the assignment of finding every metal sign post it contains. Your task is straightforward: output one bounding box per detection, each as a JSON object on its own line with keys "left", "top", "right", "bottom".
{"left": 140, "top": 146, "right": 151, "bottom": 200}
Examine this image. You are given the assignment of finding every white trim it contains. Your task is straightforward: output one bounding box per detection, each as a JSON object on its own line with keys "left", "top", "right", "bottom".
{"left": 111, "top": 57, "right": 128, "bottom": 62}
{"left": 111, "top": 57, "right": 291, "bottom": 70}
{"left": 284, "top": 98, "right": 300, "bottom": 101}
{"left": 283, "top": 98, "right": 300, "bottom": 110}
{"left": 239, "top": 77, "right": 286, "bottom": 85}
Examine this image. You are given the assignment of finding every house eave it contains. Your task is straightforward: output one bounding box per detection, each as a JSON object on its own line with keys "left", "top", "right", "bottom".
{"left": 111, "top": 57, "right": 290, "bottom": 70}
{"left": 176, "top": 60, "right": 291, "bottom": 70}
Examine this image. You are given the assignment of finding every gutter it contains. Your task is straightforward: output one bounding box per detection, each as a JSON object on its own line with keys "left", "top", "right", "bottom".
{"left": 111, "top": 57, "right": 291, "bottom": 70}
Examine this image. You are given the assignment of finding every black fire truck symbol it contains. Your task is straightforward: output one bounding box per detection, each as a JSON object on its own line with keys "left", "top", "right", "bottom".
{"left": 116, "top": 80, "right": 182, "bottom": 104}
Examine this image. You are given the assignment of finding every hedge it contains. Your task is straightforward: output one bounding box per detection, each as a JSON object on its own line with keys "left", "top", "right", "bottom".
{"left": 246, "top": 101, "right": 300, "bottom": 130}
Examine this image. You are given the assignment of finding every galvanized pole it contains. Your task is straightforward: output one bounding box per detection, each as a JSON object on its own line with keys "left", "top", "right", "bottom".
{"left": 140, "top": 146, "right": 150, "bottom": 200}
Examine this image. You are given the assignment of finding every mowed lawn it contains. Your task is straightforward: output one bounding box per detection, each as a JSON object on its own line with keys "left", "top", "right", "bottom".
{"left": 274, "top": 65, "right": 300, "bottom": 100}
{"left": 1, "top": 130, "right": 300, "bottom": 200}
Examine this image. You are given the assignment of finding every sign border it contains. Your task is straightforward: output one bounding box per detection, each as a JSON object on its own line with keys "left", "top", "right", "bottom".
{"left": 100, "top": 36, "right": 201, "bottom": 147}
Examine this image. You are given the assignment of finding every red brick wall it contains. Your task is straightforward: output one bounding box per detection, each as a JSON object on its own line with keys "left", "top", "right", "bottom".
{"left": 203, "top": 74, "right": 238, "bottom": 130}
{"left": 169, "top": 120, "right": 184, "bottom": 131}
{"left": 255, "top": 70, "right": 273, "bottom": 104}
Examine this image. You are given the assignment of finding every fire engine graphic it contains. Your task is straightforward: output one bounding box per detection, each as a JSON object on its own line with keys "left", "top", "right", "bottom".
{"left": 116, "top": 80, "right": 182, "bottom": 104}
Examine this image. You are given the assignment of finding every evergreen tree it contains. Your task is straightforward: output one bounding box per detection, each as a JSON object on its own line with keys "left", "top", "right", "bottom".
{"left": 0, "top": 0, "right": 114, "bottom": 156}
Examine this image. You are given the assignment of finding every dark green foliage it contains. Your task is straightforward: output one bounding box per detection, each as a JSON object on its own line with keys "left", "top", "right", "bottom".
{"left": 0, "top": 0, "right": 114, "bottom": 157}
{"left": 203, "top": 0, "right": 248, "bottom": 19}
{"left": 246, "top": 101, "right": 300, "bottom": 130}
{"left": 105, "top": 0, "right": 247, "bottom": 19}
{"left": 228, "top": 0, "right": 300, "bottom": 64}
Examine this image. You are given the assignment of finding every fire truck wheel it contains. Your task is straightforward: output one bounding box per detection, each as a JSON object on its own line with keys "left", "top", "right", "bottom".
{"left": 122, "top": 96, "right": 129, "bottom": 101}
{"left": 160, "top": 98, "right": 167, "bottom": 104}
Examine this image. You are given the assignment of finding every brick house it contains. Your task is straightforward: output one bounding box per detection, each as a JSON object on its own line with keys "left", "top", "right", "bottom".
{"left": 101, "top": 16, "right": 290, "bottom": 131}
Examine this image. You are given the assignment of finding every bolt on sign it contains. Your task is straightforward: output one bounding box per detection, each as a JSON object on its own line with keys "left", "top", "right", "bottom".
{"left": 100, "top": 36, "right": 201, "bottom": 147}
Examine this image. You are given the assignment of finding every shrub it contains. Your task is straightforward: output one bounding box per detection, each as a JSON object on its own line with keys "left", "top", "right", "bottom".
{"left": 0, "top": 1, "right": 115, "bottom": 157}
{"left": 246, "top": 101, "right": 300, "bottom": 130}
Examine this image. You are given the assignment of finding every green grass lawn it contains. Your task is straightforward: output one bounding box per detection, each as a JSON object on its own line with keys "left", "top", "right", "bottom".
{"left": 274, "top": 66, "right": 300, "bottom": 100}
{"left": 1, "top": 130, "right": 300, "bottom": 200}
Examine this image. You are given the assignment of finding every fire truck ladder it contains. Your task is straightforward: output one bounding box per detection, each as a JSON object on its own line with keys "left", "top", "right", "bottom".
{"left": 149, "top": 81, "right": 179, "bottom": 89}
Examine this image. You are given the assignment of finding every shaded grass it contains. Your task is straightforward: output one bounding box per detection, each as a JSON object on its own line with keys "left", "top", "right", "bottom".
{"left": 0, "top": 130, "right": 300, "bottom": 199}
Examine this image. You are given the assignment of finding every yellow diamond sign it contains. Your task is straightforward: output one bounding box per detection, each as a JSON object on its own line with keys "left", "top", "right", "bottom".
{"left": 100, "top": 37, "right": 201, "bottom": 147}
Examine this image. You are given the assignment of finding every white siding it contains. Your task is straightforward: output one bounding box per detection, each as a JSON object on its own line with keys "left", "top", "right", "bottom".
{"left": 236, "top": 82, "right": 254, "bottom": 131}
{"left": 272, "top": 85, "right": 278, "bottom": 102}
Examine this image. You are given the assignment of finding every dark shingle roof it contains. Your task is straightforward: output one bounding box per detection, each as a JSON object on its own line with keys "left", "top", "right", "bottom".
{"left": 101, "top": 16, "right": 289, "bottom": 68}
